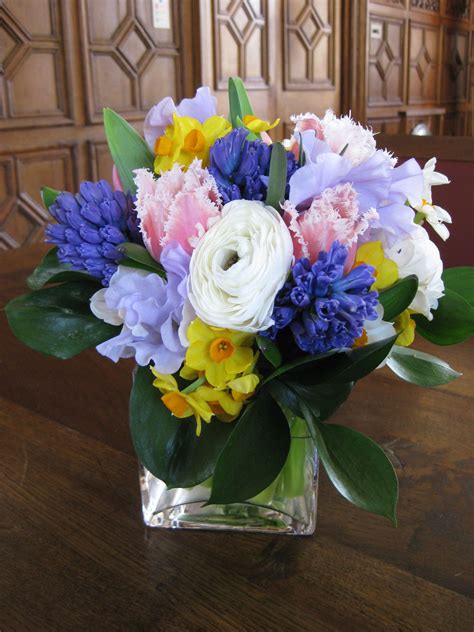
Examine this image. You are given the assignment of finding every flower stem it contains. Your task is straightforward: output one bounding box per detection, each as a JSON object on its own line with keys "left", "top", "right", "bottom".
{"left": 182, "top": 375, "right": 206, "bottom": 394}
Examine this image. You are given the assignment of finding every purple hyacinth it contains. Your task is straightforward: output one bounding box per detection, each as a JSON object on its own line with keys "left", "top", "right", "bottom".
{"left": 208, "top": 128, "right": 297, "bottom": 204}
{"left": 265, "top": 241, "right": 379, "bottom": 354}
{"left": 45, "top": 180, "right": 140, "bottom": 286}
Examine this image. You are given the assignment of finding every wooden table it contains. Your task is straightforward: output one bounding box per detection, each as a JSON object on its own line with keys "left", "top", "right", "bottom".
{"left": 1, "top": 245, "right": 473, "bottom": 631}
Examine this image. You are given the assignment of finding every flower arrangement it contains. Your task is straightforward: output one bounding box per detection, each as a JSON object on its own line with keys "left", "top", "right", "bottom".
{"left": 6, "top": 78, "right": 474, "bottom": 532}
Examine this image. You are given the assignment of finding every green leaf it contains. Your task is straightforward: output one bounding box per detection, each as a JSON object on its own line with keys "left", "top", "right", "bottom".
{"left": 262, "top": 350, "right": 336, "bottom": 384}
{"left": 103, "top": 107, "right": 155, "bottom": 195}
{"left": 266, "top": 336, "right": 397, "bottom": 386}
{"left": 5, "top": 281, "right": 119, "bottom": 359}
{"left": 265, "top": 142, "right": 287, "bottom": 212}
{"left": 208, "top": 391, "right": 291, "bottom": 504}
{"left": 443, "top": 267, "right": 474, "bottom": 309}
{"left": 41, "top": 186, "right": 60, "bottom": 210}
{"left": 27, "top": 247, "right": 99, "bottom": 290}
{"left": 387, "top": 346, "right": 461, "bottom": 387}
{"left": 129, "top": 366, "right": 234, "bottom": 488}
{"left": 268, "top": 379, "right": 353, "bottom": 422}
{"left": 256, "top": 335, "right": 282, "bottom": 368}
{"left": 378, "top": 275, "right": 418, "bottom": 321}
{"left": 228, "top": 77, "right": 254, "bottom": 128}
{"left": 119, "top": 242, "right": 165, "bottom": 277}
{"left": 413, "top": 288, "right": 474, "bottom": 345}
{"left": 302, "top": 404, "right": 398, "bottom": 526}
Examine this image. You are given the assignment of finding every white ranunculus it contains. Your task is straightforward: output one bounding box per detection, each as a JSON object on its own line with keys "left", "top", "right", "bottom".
{"left": 188, "top": 200, "right": 293, "bottom": 332}
{"left": 385, "top": 225, "right": 444, "bottom": 321}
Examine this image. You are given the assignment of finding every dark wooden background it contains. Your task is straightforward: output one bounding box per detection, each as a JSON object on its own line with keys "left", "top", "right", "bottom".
{"left": 0, "top": 244, "right": 473, "bottom": 631}
{"left": 1, "top": 0, "right": 473, "bottom": 251}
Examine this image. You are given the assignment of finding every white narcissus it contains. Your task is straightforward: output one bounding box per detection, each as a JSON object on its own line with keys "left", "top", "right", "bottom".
{"left": 385, "top": 225, "right": 444, "bottom": 321}
{"left": 188, "top": 200, "right": 293, "bottom": 332}
{"left": 414, "top": 157, "right": 452, "bottom": 240}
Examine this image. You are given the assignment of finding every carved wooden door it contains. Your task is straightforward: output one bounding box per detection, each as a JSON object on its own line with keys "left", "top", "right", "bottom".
{"left": 0, "top": 0, "right": 198, "bottom": 249}
{"left": 199, "top": 0, "right": 341, "bottom": 138}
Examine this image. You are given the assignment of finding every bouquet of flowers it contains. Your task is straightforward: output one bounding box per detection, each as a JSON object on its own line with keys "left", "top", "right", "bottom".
{"left": 6, "top": 78, "right": 474, "bottom": 533}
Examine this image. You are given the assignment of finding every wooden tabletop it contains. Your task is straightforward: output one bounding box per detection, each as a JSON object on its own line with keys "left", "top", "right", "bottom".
{"left": 0, "top": 245, "right": 473, "bottom": 632}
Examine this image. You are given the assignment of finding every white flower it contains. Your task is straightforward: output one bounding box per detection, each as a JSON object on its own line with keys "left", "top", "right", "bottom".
{"left": 363, "top": 304, "right": 397, "bottom": 368}
{"left": 188, "top": 200, "right": 293, "bottom": 332}
{"left": 365, "top": 305, "right": 397, "bottom": 345}
{"left": 321, "top": 110, "right": 377, "bottom": 166}
{"left": 385, "top": 225, "right": 444, "bottom": 321}
{"left": 413, "top": 158, "right": 452, "bottom": 240}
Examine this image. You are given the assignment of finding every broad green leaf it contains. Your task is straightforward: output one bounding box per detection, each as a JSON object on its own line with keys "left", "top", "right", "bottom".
{"left": 414, "top": 288, "right": 474, "bottom": 345}
{"left": 265, "top": 142, "right": 287, "bottom": 212}
{"left": 443, "top": 267, "right": 474, "bottom": 309}
{"left": 302, "top": 404, "right": 398, "bottom": 526}
{"left": 387, "top": 346, "right": 461, "bottom": 387}
{"left": 268, "top": 379, "right": 353, "bottom": 422}
{"left": 119, "top": 242, "right": 165, "bottom": 277}
{"left": 261, "top": 350, "right": 336, "bottom": 384}
{"left": 228, "top": 77, "right": 254, "bottom": 128}
{"left": 378, "top": 275, "right": 418, "bottom": 321}
{"left": 129, "top": 366, "right": 234, "bottom": 488}
{"left": 208, "top": 391, "right": 291, "bottom": 504}
{"left": 265, "top": 336, "right": 397, "bottom": 386}
{"left": 5, "top": 281, "right": 119, "bottom": 359}
{"left": 256, "top": 335, "right": 282, "bottom": 368}
{"left": 41, "top": 186, "right": 60, "bottom": 210}
{"left": 27, "top": 247, "right": 99, "bottom": 290}
{"left": 103, "top": 107, "right": 155, "bottom": 195}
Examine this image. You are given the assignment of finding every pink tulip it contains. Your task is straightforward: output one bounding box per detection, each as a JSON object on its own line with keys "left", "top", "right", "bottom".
{"left": 134, "top": 160, "right": 222, "bottom": 261}
{"left": 283, "top": 183, "right": 378, "bottom": 270}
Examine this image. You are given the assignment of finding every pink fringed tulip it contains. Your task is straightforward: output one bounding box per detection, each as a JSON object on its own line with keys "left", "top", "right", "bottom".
{"left": 134, "top": 159, "right": 222, "bottom": 261}
{"left": 283, "top": 183, "right": 378, "bottom": 269}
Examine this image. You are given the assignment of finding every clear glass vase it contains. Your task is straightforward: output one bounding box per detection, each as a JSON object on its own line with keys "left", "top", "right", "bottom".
{"left": 140, "top": 417, "right": 319, "bottom": 535}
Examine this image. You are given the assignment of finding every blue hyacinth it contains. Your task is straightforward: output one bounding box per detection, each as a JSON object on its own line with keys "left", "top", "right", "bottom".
{"left": 209, "top": 128, "right": 297, "bottom": 203}
{"left": 265, "top": 241, "right": 379, "bottom": 354}
{"left": 45, "top": 180, "right": 140, "bottom": 286}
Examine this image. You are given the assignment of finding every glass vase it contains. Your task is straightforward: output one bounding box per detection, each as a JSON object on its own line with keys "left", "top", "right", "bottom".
{"left": 140, "top": 417, "right": 319, "bottom": 535}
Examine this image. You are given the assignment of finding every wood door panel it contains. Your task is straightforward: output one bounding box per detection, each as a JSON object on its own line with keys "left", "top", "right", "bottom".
{"left": 0, "top": 146, "right": 77, "bottom": 249}
{"left": 408, "top": 21, "right": 439, "bottom": 104}
{"left": 0, "top": 0, "right": 198, "bottom": 250}
{"left": 0, "top": 0, "right": 72, "bottom": 128}
{"left": 213, "top": 0, "right": 269, "bottom": 90}
{"left": 284, "top": 0, "right": 337, "bottom": 91}
{"left": 80, "top": 0, "right": 183, "bottom": 123}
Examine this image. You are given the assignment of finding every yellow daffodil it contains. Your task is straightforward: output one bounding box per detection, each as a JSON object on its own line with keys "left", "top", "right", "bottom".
{"left": 355, "top": 241, "right": 398, "bottom": 290}
{"left": 154, "top": 113, "right": 231, "bottom": 173}
{"left": 185, "top": 319, "right": 255, "bottom": 388}
{"left": 241, "top": 114, "right": 280, "bottom": 133}
{"left": 196, "top": 385, "right": 243, "bottom": 422}
{"left": 151, "top": 368, "right": 213, "bottom": 437}
{"left": 227, "top": 373, "right": 260, "bottom": 401}
{"left": 394, "top": 309, "right": 416, "bottom": 347}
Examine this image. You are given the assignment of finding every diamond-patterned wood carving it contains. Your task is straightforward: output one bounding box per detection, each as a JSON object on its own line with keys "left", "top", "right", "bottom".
{"left": 442, "top": 28, "right": 469, "bottom": 103}
{"left": 368, "top": 17, "right": 403, "bottom": 105}
{"left": 284, "top": 0, "right": 335, "bottom": 90}
{"left": 80, "top": 0, "right": 183, "bottom": 122}
{"left": 0, "top": 0, "right": 72, "bottom": 128}
{"left": 408, "top": 24, "right": 439, "bottom": 103}
{"left": 0, "top": 148, "right": 77, "bottom": 250}
{"left": 213, "top": 0, "right": 268, "bottom": 89}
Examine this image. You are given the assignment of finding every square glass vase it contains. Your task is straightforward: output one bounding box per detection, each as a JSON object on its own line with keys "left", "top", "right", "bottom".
{"left": 140, "top": 418, "right": 319, "bottom": 535}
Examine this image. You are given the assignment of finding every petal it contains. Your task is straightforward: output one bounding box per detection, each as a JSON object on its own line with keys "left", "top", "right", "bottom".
{"left": 225, "top": 347, "right": 253, "bottom": 375}
{"left": 151, "top": 369, "right": 178, "bottom": 393}
{"left": 185, "top": 339, "right": 209, "bottom": 370}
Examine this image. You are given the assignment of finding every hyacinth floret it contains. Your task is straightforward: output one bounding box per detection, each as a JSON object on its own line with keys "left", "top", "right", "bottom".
{"left": 45, "top": 180, "right": 138, "bottom": 286}
{"left": 266, "top": 241, "right": 379, "bottom": 354}
{"left": 209, "top": 128, "right": 297, "bottom": 203}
